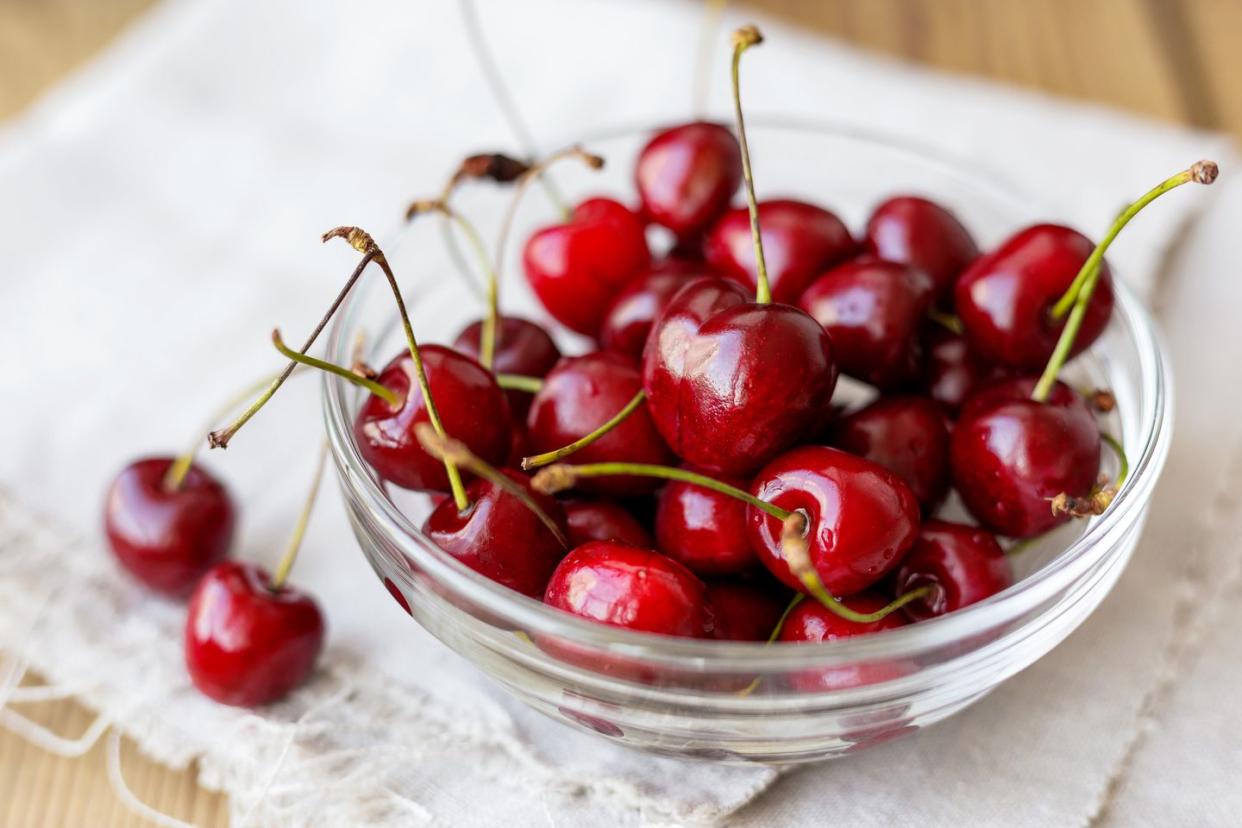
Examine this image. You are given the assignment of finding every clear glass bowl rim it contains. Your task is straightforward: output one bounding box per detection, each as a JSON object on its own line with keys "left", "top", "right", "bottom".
{"left": 321, "top": 116, "right": 1172, "bottom": 672}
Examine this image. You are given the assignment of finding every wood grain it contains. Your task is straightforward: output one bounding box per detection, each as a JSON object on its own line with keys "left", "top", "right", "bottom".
{"left": 0, "top": 0, "right": 1236, "bottom": 823}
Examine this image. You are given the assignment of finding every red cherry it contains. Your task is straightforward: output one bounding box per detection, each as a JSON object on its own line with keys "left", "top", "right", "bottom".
{"left": 103, "top": 458, "right": 235, "bottom": 596}
{"left": 354, "top": 345, "right": 511, "bottom": 492}
{"left": 863, "top": 195, "right": 979, "bottom": 303}
{"left": 655, "top": 467, "right": 756, "bottom": 576}
{"left": 921, "top": 327, "right": 1008, "bottom": 413}
{"left": 635, "top": 122, "right": 742, "bottom": 239}
{"left": 184, "top": 561, "right": 324, "bottom": 707}
{"left": 779, "top": 593, "right": 910, "bottom": 692}
{"left": 950, "top": 377, "right": 1101, "bottom": 537}
{"left": 522, "top": 198, "right": 650, "bottom": 336}
{"left": 799, "top": 257, "right": 934, "bottom": 389}
{"left": 423, "top": 469, "right": 567, "bottom": 597}
{"left": 955, "top": 224, "right": 1115, "bottom": 369}
{"left": 563, "top": 500, "right": 654, "bottom": 548}
{"left": 748, "top": 446, "right": 920, "bottom": 596}
{"left": 704, "top": 199, "right": 855, "bottom": 304}
{"left": 598, "top": 260, "right": 714, "bottom": 360}
{"left": 706, "top": 580, "right": 789, "bottom": 641}
{"left": 526, "top": 352, "right": 674, "bottom": 496}
{"left": 642, "top": 277, "right": 837, "bottom": 475}
{"left": 894, "top": 520, "right": 1012, "bottom": 621}
{"left": 828, "top": 395, "right": 951, "bottom": 514}
{"left": 543, "top": 541, "right": 714, "bottom": 638}
{"left": 452, "top": 316, "right": 560, "bottom": 417}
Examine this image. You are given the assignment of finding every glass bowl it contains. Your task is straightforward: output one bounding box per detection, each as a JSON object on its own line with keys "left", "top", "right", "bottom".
{"left": 321, "top": 120, "right": 1172, "bottom": 763}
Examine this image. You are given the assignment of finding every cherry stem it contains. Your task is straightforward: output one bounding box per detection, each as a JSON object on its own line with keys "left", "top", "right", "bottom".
{"left": 270, "top": 441, "right": 330, "bottom": 591}
{"left": 272, "top": 329, "right": 400, "bottom": 406}
{"left": 737, "top": 592, "right": 806, "bottom": 696}
{"left": 730, "top": 25, "right": 770, "bottom": 304}
{"left": 324, "top": 227, "right": 470, "bottom": 513}
{"left": 692, "top": 0, "right": 728, "bottom": 115}
{"left": 521, "top": 390, "right": 646, "bottom": 470}
{"left": 927, "top": 308, "right": 964, "bottom": 335}
{"left": 414, "top": 423, "right": 568, "bottom": 548}
{"left": 1102, "top": 431, "right": 1129, "bottom": 487}
{"left": 208, "top": 249, "right": 379, "bottom": 449}
{"left": 1032, "top": 160, "right": 1218, "bottom": 402}
{"left": 496, "top": 373, "right": 544, "bottom": 394}
{"left": 532, "top": 460, "right": 790, "bottom": 521}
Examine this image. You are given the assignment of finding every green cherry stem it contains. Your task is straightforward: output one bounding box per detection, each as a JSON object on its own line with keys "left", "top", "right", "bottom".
{"left": 1102, "top": 431, "right": 1129, "bottom": 488}
{"left": 520, "top": 390, "right": 646, "bottom": 470}
{"left": 730, "top": 25, "right": 771, "bottom": 305}
{"left": 927, "top": 308, "right": 965, "bottom": 335}
{"left": 270, "top": 441, "right": 330, "bottom": 591}
{"left": 496, "top": 373, "right": 544, "bottom": 394}
{"left": 1032, "top": 160, "right": 1218, "bottom": 402}
{"left": 271, "top": 329, "right": 399, "bottom": 406}
{"left": 737, "top": 592, "right": 806, "bottom": 697}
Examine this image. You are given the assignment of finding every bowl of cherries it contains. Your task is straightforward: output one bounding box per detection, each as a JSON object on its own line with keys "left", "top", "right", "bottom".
{"left": 114, "top": 26, "right": 1214, "bottom": 762}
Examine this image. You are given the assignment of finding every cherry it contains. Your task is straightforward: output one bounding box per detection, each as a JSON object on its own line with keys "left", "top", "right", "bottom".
{"left": 748, "top": 445, "right": 920, "bottom": 596}
{"left": 598, "top": 260, "right": 714, "bottom": 360}
{"left": 563, "top": 500, "right": 654, "bottom": 548}
{"left": 453, "top": 316, "right": 560, "bottom": 417}
{"left": 863, "top": 195, "right": 978, "bottom": 303}
{"left": 950, "top": 377, "right": 1100, "bottom": 538}
{"left": 635, "top": 121, "right": 742, "bottom": 239}
{"left": 543, "top": 541, "right": 714, "bottom": 638}
{"left": 184, "top": 561, "right": 325, "bottom": 707}
{"left": 893, "top": 520, "right": 1012, "bottom": 621}
{"left": 828, "top": 395, "right": 951, "bottom": 514}
{"left": 799, "top": 257, "right": 934, "bottom": 389}
{"left": 704, "top": 199, "right": 855, "bottom": 304}
{"left": 526, "top": 352, "right": 674, "bottom": 496}
{"left": 921, "top": 326, "right": 1008, "bottom": 413}
{"left": 954, "top": 224, "right": 1115, "bottom": 370}
{"left": 655, "top": 467, "right": 757, "bottom": 575}
{"left": 706, "top": 580, "right": 789, "bottom": 641}
{"left": 424, "top": 469, "right": 568, "bottom": 597}
{"left": 779, "top": 593, "right": 910, "bottom": 692}
{"left": 523, "top": 197, "right": 651, "bottom": 336}
{"left": 104, "top": 458, "right": 235, "bottom": 596}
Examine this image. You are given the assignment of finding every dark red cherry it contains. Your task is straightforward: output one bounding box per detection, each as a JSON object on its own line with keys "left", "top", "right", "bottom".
{"left": 598, "top": 260, "right": 714, "bottom": 360}
{"left": 354, "top": 345, "right": 511, "bottom": 492}
{"left": 779, "top": 594, "right": 910, "bottom": 692}
{"left": 103, "top": 457, "right": 235, "bottom": 596}
{"left": 655, "top": 468, "right": 756, "bottom": 576}
{"left": 635, "top": 121, "right": 742, "bottom": 239}
{"left": 748, "top": 446, "right": 920, "bottom": 596}
{"left": 955, "top": 224, "right": 1115, "bottom": 370}
{"left": 950, "top": 377, "right": 1101, "bottom": 538}
{"left": 527, "top": 352, "right": 674, "bottom": 496}
{"left": 642, "top": 277, "right": 837, "bottom": 475}
{"left": 704, "top": 199, "right": 855, "bottom": 304}
{"left": 563, "top": 500, "right": 654, "bottom": 548}
{"left": 828, "top": 396, "right": 951, "bottom": 514}
{"left": 424, "top": 469, "right": 568, "bottom": 597}
{"left": 523, "top": 197, "right": 650, "bottom": 336}
{"left": 453, "top": 316, "right": 560, "bottom": 417}
{"left": 799, "top": 257, "right": 934, "bottom": 389}
{"left": 921, "top": 327, "right": 1008, "bottom": 413}
{"left": 543, "top": 541, "right": 714, "bottom": 638}
{"left": 706, "top": 580, "right": 789, "bottom": 641}
{"left": 864, "top": 195, "right": 979, "bottom": 303}
{"left": 894, "top": 520, "right": 1012, "bottom": 621}
{"left": 184, "top": 561, "right": 325, "bottom": 707}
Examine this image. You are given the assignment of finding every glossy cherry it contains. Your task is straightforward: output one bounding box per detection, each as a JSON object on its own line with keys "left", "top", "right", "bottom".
{"left": 893, "top": 520, "right": 1012, "bottom": 621}
{"left": 828, "top": 395, "right": 951, "bottom": 514}
{"left": 704, "top": 199, "right": 855, "bottom": 304}
{"left": 635, "top": 122, "right": 742, "bottom": 239}
{"left": 184, "top": 561, "right": 325, "bottom": 707}
{"left": 950, "top": 377, "right": 1101, "bottom": 537}
{"left": 453, "top": 316, "right": 560, "bottom": 417}
{"left": 706, "top": 580, "right": 789, "bottom": 641}
{"left": 799, "top": 257, "right": 934, "bottom": 389}
{"left": 598, "top": 260, "right": 714, "bottom": 360}
{"left": 655, "top": 467, "right": 756, "bottom": 576}
{"left": 642, "top": 276, "right": 837, "bottom": 475}
{"left": 748, "top": 446, "right": 920, "bottom": 596}
{"left": 523, "top": 197, "right": 650, "bottom": 336}
{"left": 354, "top": 345, "right": 511, "bottom": 493}
{"left": 563, "top": 500, "right": 654, "bottom": 548}
{"left": 103, "top": 458, "right": 235, "bottom": 596}
{"left": 424, "top": 469, "right": 567, "bottom": 597}
{"left": 955, "top": 224, "right": 1115, "bottom": 370}
{"left": 863, "top": 195, "right": 978, "bottom": 303}
{"left": 779, "top": 593, "right": 910, "bottom": 692}
{"left": 526, "top": 351, "right": 674, "bottom": 496}
{"left": 921, "top": 326, "right": 1008, "bottom": 413}
{"left": 543, "top": 541, "right": 714, "bottom": 638}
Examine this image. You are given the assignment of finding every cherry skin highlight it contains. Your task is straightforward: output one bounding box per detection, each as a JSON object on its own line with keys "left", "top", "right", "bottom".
{"left": 894, "top": 520, "right": 1012, "bottom": 621}
{"left": 655, "top": 467, "right": 757, "bottom": 576}
{"left": 598, "top": 260, "right": 714, "bottom": 360}
{"left": 706, "top": 580, "right": 789, "bottom": 642}
{"left": 563, "top": 500, "right": 654, "bottom": 548}
{"left": 954, "top": 224, "right": 1115, "bottom": 370}
{"left": 453, "top": 316, "right": 561, "bottom": 417}
{"left": 184, "top": 561, "right": 325, "bottom": 707}
{"left": 635, "top": 121, "right": 742, "bottom": 239}
{"left": 950, "top": 377, "right": 1101, "bottom": 538}
{"left": 748, "top": 446, "right": 920, "bottom": 596}
{"left": 353, "top": 345, "right": 511, "bottom": 493}
{"left": 864, "top": 195, "right": 979, "bottom": 303}
{"left": 103, "top": 457, "right": 235, "bottom": 596}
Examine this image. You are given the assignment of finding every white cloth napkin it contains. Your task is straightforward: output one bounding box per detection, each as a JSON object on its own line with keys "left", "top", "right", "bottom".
{"left": 0, "top": 0, "right": 1237, "bottom": 825}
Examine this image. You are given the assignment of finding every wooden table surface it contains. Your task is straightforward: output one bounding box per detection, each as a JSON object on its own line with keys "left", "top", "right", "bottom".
{"left": 1, "top": 0, "right": 1238, "bottom": 825}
